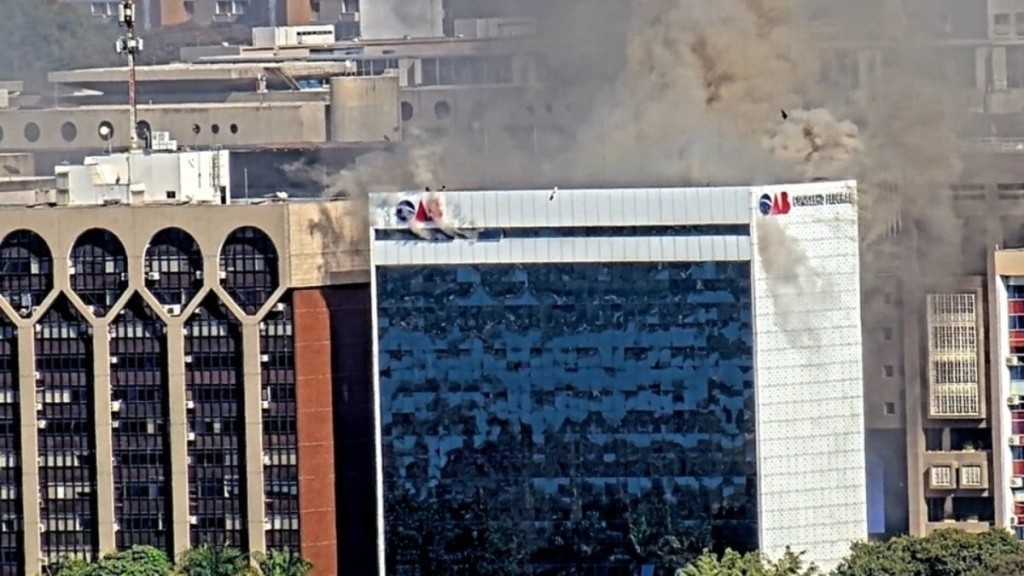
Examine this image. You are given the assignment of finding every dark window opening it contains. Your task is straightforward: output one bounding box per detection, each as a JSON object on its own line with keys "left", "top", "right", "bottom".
{"left": 111, "top": 297, "right": 171, "bottom": 553}
{"left": 185, "top": 296, "right": 248, "bottom": 549}
{"left": 69, "top": 229, "right": 128, "bottom": 317}
{"left": 23, "top": 123, "right": 40, "bottom": 143}
{"left": 261, "top": 296, "right": 299, "bottom": 552}
{"left": 144, "top": 228, "right": 203, "bottom": 309}
{"left": 0, "top": 230, "right": 53, "bottom": 317}
{"left": 61, "top": 122, "right": 78, "bottom": 143}
{"left": 36, "top": 297, "right": 98, "bottom": 563}
{"left": 0, "top": 315, "right": 21, "bottom": 575}
{"left": 219, "top": 227, "right": 279, "bottom": 315}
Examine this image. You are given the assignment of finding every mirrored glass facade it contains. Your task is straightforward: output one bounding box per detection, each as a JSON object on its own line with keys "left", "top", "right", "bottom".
{"left": 377, "top": 262, "right": 756, "bottom": 573}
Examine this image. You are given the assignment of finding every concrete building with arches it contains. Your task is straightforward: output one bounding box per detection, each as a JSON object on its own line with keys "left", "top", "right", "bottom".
{"left": 0, "top": 197, "right": 372, "bottom": 575}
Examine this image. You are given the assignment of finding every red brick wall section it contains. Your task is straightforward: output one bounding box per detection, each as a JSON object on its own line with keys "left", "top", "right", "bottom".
{"left": 283, "top": 0, "right": 313, "bottom": 24}
{"left": 157, "top": 0, "right": 190, "bottom": 27}
{"left": 293, "top": 288, "right": 339, "bottom": 576}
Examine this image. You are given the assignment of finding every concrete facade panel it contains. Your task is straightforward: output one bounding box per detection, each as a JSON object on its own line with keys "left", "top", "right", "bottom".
{"left": 0, "top": 104, "right": 328, "bottom": 152}
{"left": 749, "top": 181, "right": 867, "bottom": 569}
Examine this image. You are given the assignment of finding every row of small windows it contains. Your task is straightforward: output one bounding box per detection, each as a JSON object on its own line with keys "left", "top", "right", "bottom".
{"left": 0, "top": 121, "right": 242, "bottom": 144}
{"left": 190, "top": 123, "right": 240, "bottom": 136}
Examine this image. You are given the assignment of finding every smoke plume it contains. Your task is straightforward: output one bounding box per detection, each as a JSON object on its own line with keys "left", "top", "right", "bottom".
{"left": 756, "top": 217, "right": 834, "bottom": 352}
{"left": 282, "top": 127, "right": 446, "bottom": 200}
{"left": 297, "top": 0, "right": 969, "bottom": 284}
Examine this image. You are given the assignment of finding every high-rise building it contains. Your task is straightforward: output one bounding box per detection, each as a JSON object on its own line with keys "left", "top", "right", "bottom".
{"left": 0, "top": 148, "right": 372, "bottom": 575}
{"left": 367, "top": 182, "right": 868, "bottom": 573}
{"left": 983, "top": 247, "right": 1024, "bottom": 535}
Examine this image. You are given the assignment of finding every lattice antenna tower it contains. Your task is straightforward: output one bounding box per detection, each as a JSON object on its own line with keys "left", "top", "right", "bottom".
{"left": 115, "top": 1, "right": 144, "bottom": 153}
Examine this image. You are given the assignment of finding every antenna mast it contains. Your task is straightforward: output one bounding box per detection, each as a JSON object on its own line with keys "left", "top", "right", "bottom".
{"left": 116, "top": 1, "right": 143, "bottom": 153}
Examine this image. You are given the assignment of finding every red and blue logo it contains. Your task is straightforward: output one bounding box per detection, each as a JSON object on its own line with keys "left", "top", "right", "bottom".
{"left": 396, "top": 199, "right": 437, "bottom": 224}
{"left": 758, "top": 191, "right": 791, "bottom": 216}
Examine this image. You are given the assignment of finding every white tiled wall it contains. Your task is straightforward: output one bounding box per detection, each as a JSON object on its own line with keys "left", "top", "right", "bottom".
{"left": 750, "top": 181, "right": 867, "bottom": 570}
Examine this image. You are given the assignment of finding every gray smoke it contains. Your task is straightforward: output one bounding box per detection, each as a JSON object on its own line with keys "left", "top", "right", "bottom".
{"left": 756, "top": 217, "right": 835, "bottom": 351}
{"left": 301, "top": 0, "right": 969, "bottom": 287}
{"left": 282, "top": 127, "right": 446, "bottom": 200}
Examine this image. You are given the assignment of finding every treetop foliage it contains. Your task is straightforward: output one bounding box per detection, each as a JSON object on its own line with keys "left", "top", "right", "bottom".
{"left": 46, "top": 545, "right": 311, "bottom": 576}
{"left": 683, "top": 529, "right": 1024, "bottom": 576}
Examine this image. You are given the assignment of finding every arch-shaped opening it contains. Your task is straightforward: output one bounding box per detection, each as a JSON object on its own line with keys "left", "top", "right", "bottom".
{"left": 136, "top": 120, "right": 152, "bottom": 147}
{"left": 23, "top": 122, "right": 40, "bottom": 143}
{"left": 192, "top": 124, "right": 201, "bottom": 135}
{"left": 60, "top": 121, "right": 78, "bottom": 143}
{"left": 110, "top": 294, "right": 171, "bottom": 551}
{"left": 0, "top": 229, "right": 54, "bottom": 317}
{"left": 35, "top": 295, "right": 98, "bottom": 562}
{"left": 211, "top": 124, "right": 220, "bottom": 135}
{"left": 401, "top": 101, "right": 415, "bottom": 122}
{"left": 0, "top": 124, "right": 5, "bottom": 142}
{"left": 69, "top": 228, "right": 128, "bottom": 317}
{"left": 98, "top": 120, "right": 115, "bottom": 142}
{"left": 184, "top": 294, "right": 247, "bottom": 547}
{"left": 434, "top": 100, "right": 451, "bottom": 121}
{"left": 229, "top": 123, "right": 238, "bottom": 135}
{"left": 219, "top": 226, "right": 279, "bottom": 315}
{"left": 144, "top": 227, "right": 204, "bottom": 311}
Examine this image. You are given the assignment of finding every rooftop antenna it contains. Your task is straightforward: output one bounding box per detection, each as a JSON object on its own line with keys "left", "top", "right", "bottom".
{"left": 115, "top": 0, "right": 144, "bottom": 154}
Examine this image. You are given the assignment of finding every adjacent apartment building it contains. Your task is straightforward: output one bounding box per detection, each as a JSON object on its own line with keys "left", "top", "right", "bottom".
{"left": 367, "top": 182, "right": 868, "bottom": 573}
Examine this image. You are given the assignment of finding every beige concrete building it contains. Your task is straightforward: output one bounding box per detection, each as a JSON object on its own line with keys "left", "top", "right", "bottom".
{"left": 0, "top": 197, "right": 371, "bottom": 575}
{"left": 857, "top": 148, "right": 1024, "bottom": 539}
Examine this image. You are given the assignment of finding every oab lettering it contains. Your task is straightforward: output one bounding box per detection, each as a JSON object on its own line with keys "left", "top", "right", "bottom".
{"left": 791, "top": 191, "right": 855, "bottom": 207}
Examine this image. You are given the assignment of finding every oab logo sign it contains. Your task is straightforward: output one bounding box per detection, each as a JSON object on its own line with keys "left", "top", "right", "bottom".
{"left": 395, "top": 198, "right": 442, "bottom": 224}
{"left": 759, "top": 189, "right": 855, "bottom": 216}
{"left": 395, "top": 199, "right": 419, "bottom": 223}
{"left": 759, "top": 192, "right": 791, "bottom": 216}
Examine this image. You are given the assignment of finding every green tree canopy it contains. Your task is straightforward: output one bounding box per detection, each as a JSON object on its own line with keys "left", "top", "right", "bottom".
{"left": 176, "top": 544, "right": 251, "bottom": 576}
{"left": 251, "top": 549, "right": 312, "bottom": 576}
{"left": 49, "top": 556, "right": 97, "bottom": 576}
{"left": 49, "top": 546, "right": 172, "bottom": 576}
{"left": 678, "top": 529, "right": 1024, "bottom": 576}
{"left": 46, "top": 545, "right": 310, "bottom": 576}
{"left": 833, "top": 529, "right": 1024, "bottom": 576}
{"left": 96, "top": 546, "right": 173, "bottom": 576}
{"left": 679, "top": 548, "right": 821, "bottom": 576}
{"left": 0, "top": 0, "right": 119, "bottom": 86}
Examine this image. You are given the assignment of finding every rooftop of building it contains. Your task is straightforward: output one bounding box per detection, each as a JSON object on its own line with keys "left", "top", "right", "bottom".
{"left": 46, "top": 31, "right": 524, "bottom": 91}
{"left": 0, "top": 193, "right": 370, "bottom": 286}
